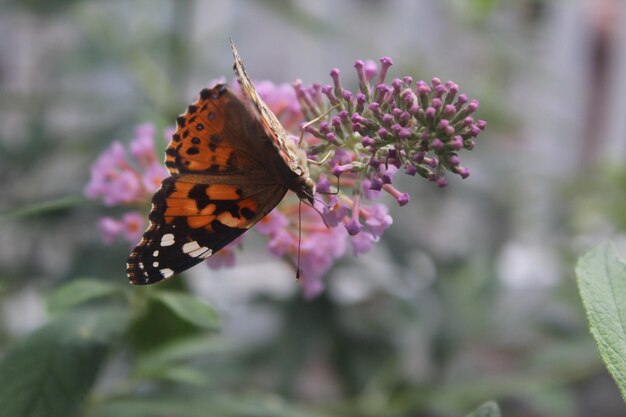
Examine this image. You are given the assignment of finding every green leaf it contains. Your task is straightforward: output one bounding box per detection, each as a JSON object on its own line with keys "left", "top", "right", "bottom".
{"left": 465, "top": 401, "right": 501, "bottom": 417}
{"left": 136, "top": 336, "right": 226, "bottom": 373}
{"left": 0, "top": 308, "right": 130, "bottom": 417}
{"left": 576, "top": 242, "right": 626, "bottom": 401}
{"left": 0, "top": 195, "right": 88, "bottom": 219}
{"left": 87, "top": 395, "right": 331, "bottom": 417}
{"left": 152, "top": 291, "right": 220, "bottom": 330}
{"left": 48, "top": 279, "right": 122, "bottom": 313}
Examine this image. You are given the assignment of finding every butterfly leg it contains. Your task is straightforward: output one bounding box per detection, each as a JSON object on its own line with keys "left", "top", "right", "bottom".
{"left": 298, "top": 104, "right": 340, "bottom": 146}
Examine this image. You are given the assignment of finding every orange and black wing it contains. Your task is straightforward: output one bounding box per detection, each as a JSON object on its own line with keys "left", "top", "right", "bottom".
{"left": 127, "top": 84, "right": 288, "bottom": 285}
{"left": 127, "top": 174, "right": 286, "bottom": 285}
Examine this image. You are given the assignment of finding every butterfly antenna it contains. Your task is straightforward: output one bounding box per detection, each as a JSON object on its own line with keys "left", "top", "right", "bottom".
{"left": 296, "top": 199, "right": 302, "bottom": 279}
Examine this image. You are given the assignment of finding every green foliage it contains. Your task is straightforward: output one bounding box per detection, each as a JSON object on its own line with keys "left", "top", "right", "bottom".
{"left": 48, "top": 279, "right": 123, "bottom": 313}
{"left": 465, "top": 401, "right": 501, "bottom": 417}
{"left": 151, "top": 291, "right": 220, "bottom": 330}
{"left": 576, "top": 242, "right": 626, "bottom": 401}
{"left": 0, "top": 279, "right": 229, "bottom": 417}
{"left": 0, "top": 308, "right": 129, "bottom": 417}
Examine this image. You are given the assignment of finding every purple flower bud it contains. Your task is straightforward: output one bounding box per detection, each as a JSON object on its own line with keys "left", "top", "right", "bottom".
{"left": 438, "top": 119, "right": 450, "bottom": 131}
{"left": 356, "top": 93, "right": 366, "bottom": 113}
{"left": 425, "top": 107, "right": 437, "bottom": 119}
{"left": 469, "top": 126, "right": 481, "bottom": 137}
{"left": 331, "top": 116, "right": 342, "bottom": 128}
{"left": 396, "top": 191, "right": 410, "bottom": 206}
{"left": 412, "top": 152, "right": 425, "bottom": 163}
{"left": 351, "top": 123, "right": 361, "bottom": 133}
{"left": 431, "top": 138, "right": 444, "bottom": 151}
{"left": 424, "top": 157, "right": 438, "bottom": 168}
{"left": 399, "top": 111, "right": 410, "bottom": 124}
{"left": 361, "top": 136, "right": 375, "bottom": 146}
{"left": 444, "top": 105, "right": 456, "bottom": 118}
{"left": 431, "top": 77, "right": 441, "bottom": 87}
{"left": 391, "top": 124, "right": 402, "bottom": 135}
{"left": 464, "top": 139, "right": 476, "bottom": 150}
{"left": 342, "top": 89, "right": 352, "bottom": 101}
{"left": 467, "top": 99, "right": 479, "bottom": 113}
{"left": 316, "top": 177, "right": 332, "bottom": 193}
{"left": 326, "top": 132, "right": 338, "bottom": 144}
{"left": 369, "top": 156, "right": 381, "bottom": 168}
{"left": 376, "top": 83, "right": 392, "bottom": 102}
{"left": 322, "top": 84, "right": 340, "bottom": 106}
{"left": 338, "top": 110, "right": 349, "bottom": 121}
{"left": 446, "top": 81, "right": 459, "bottom": 94}
{"left": 377, "top": 56, "right": 394, "bottom": 85}
{"left": 436, "top": 177, "right": 448, "bottom": 187}
{"left": 364, "top": 60, "right": 378, "bottom": 80}
{"left": 369, "top": 176, "right": 383, "bottom": 190}
{"left": 477, "top": 119, "right": 487, "bottom": 130}
{"left": 319, "top": 121, "right": 330, "bottom": 134}
{"left": 392, "top": 108, "right": 402, "bottom": 118}
{"left": 369, "top": 102, "right": 380, "bottom": 113}
{"left": 456, "top": 166, "right": 470, "bottom": 179}
{"left": 431, "top": 98, "right": 442, "bottom": 109}
{"left": 434, "top": 84, "right": 446, "bottom": 97}
{"left": 377, "top": 128, "right": 389, "bottom": 138}
{"left": 354, "top": 60, "right": 366, "bottom": 83}
{"left": 345, "top": 219, "right": 363, "bottom": 236}
{"left": 455, "top": 94, "right": 468, "bottom": 109}
{"left": 392, "top": 78, "right": 403, "bottom": 92}
{"left": 405, "top": 164, "right": 417, "bottom": 176}
{"left": 463, "top": 116, "right": 474, "bottom": 126}
{"left": 416, "top": 81, "right": 431, "bottom": 96}
{"left": 330, "top": 68, "right": 342, "bottom": 96}
{"left": 331, "top": 162, "right": 354, "bottom": 176}
{"left": 402, "top": 89, "right": 415, "bottom": 107}
{"left": 403, "top": 76, "right": 413, "bottom": 87}
{"left": 451, "top": 136, "right": 463, "bottom": 150}
{"left": 448, "top": 155, "right": 460, "bottom": 166}
{"left": 304, "top": 125, "right": 322, "bottom": 137}
{"left": 382, "top": 114, "right": 394, "bottom": 126}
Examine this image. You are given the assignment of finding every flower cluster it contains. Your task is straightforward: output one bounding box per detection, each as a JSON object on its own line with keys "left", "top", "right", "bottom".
{"left": 85, "top": 55, "right": 485, "bottom": 298}
{"left": 297, "top": 58, "right": 486, "bottom": 189}
{"left": 85, "top": 124, "right": 168, "bottom": 245}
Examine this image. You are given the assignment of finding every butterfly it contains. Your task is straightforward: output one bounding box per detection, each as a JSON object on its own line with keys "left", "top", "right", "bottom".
{"left": 126, "top": 41, "right": 316, "bottom": 285}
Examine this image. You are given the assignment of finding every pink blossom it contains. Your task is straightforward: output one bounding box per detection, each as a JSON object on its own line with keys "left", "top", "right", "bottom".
{"left": 98, "top": 217, "right": 123, "bottom": 244}
{"left": 121, "top": 212, "right": 145, "bottom": 243}
{"left": 351, "top": 231, "right": 375, "bottom": 255}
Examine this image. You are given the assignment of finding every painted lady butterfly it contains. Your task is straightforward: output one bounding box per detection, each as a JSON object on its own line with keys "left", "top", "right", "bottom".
{"left": 126, "top": 41, "right": 316, "bottom": 285}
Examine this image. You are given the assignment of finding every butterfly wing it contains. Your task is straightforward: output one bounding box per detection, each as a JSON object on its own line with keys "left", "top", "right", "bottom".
{"left": 127, "top": 174, "right": 286, "bottom": 285}
{"left": 230, "top": 40, "right": 309, "bottom": 178}
{"left": 127, "top": 84, "right": 289, "bottom": 285}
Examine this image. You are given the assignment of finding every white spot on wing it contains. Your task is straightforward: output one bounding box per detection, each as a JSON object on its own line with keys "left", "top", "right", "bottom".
{"left": 182, "top": 241, "right": 200, "bottom": 254}
{"left": 200, "top": 249, "right": 213, "bottom": 259}
{"left": 161, "top": 233, "right": 175, "bottom": 247}
{"left": 160, "top": 268, "right": 174, "bottom": 278}
{"left": 189, "top": 246, "right": 210, "bottom": 258}
{"left": 152, "top": 261, "right": 159, "bottom": 267}
{"left": 183, "top": 241, "right": 211, "bottom": 258}
{"left": 152, "top": 250, "right": 159, "bottom": 257}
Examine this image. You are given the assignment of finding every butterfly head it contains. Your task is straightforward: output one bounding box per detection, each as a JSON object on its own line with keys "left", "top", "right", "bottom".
{"left": 294, "top": 175, "right": 316, "bottom": 206}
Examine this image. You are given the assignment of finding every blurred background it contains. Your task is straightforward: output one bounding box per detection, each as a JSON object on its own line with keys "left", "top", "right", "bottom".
{"left": 1, "top": 0, "right": 626, "bottom": 416}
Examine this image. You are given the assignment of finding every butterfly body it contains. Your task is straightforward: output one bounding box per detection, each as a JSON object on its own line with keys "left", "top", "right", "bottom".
{"left": 127, "top": 45, "right": 314, "bottom": 285}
